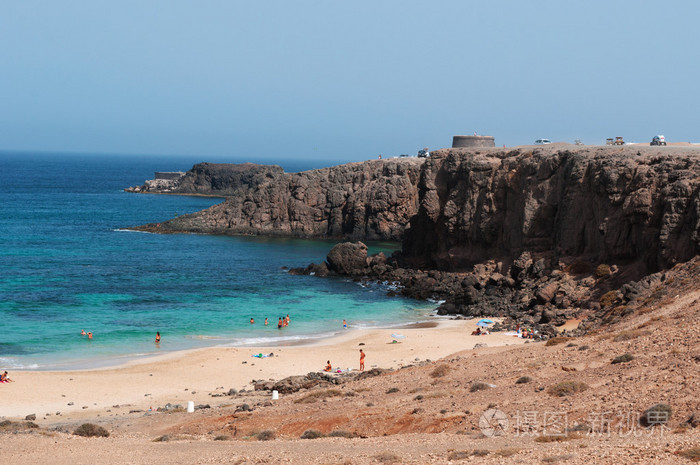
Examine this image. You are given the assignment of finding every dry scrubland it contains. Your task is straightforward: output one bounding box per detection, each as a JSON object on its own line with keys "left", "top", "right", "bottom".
{"left": 3, "top": 259, "right": 700, "bottom": 464}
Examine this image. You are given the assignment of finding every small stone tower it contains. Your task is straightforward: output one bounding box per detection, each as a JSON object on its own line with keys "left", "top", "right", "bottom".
{"left": 452, "top": 135, "right": 496, "bottom": 148}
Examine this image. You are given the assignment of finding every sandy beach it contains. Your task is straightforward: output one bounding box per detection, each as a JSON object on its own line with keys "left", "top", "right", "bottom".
{"left": 1, "top": 319, "right": 525, "bottom": 421}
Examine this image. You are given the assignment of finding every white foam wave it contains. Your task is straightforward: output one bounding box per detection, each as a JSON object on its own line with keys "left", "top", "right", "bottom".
{"left": 112, "top": 228, "right": 153, "bottom": 234}
{"left": 0, "top": 357, "right": 40, "bottom": 370}
{"left": 220, "top": 332, "right": 337, "bottom": 347}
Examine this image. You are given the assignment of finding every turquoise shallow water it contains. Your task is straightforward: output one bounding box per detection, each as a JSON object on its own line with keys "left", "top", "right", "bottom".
{"left": 0, "top": 152, "right": 434, "bottom": 370}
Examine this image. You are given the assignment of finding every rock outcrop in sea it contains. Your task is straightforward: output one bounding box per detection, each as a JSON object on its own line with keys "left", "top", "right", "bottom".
{"left": 127, "top": 144, "right": 700, "bottom": 331}
{"left": 127, "top": 159, "right": 422, "bottom": 241}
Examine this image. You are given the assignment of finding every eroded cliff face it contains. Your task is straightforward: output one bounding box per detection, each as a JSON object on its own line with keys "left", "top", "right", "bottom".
{"left": 402, "top": 145, "right": 700, "bottom": 273}
{"left": 130, "top": 145, "right": 700, "bottom": 274}
{"left": 130, "top": 145, "right": 700, "bottom": 329}
{"left": 131, "top": 158, "right": 423, "bottom": 241}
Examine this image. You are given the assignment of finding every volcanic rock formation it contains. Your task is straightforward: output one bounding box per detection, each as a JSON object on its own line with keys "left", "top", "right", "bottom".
{"left": 128, "top": 145, "right": 700, "bottom": 328}
{"left": 128, "top": 158, "right": 423, "bottom": 241}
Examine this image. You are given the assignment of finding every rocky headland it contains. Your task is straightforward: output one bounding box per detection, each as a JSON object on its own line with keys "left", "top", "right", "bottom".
{"left": 126, "top": 144, "right": 700, "bottom": 334}
{"left": 127, "top": 158, "right": 422, "bottom": 240}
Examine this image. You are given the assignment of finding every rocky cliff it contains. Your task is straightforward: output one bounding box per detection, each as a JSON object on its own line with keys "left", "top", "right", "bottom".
{"left": 129, "top": 158, "right": 423, "bottom": 241}
{"left": 128, "top": 145, "right": 700, "bottom": 330}
{"left": 131, "top": 145, "right": 700, "bottom": 274}
{"left": 403, "top": 145, "right": 700, "bottom": 273}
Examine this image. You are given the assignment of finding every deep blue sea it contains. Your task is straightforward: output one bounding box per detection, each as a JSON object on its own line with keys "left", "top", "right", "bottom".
{"left": 0, "top": 152, "right": 434, "bottom": 370}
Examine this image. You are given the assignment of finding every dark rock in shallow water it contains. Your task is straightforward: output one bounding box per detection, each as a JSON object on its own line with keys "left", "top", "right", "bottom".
{"left": 326, "top": 242, "right": 369, "bottom": 275}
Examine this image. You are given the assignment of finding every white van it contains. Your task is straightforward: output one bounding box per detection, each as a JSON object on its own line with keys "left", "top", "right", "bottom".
{"left": 650, "top": 135, "right": 666, "bottom": 146}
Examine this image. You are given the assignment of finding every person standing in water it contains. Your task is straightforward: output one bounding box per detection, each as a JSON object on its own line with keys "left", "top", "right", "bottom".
{"left": 155, "top": 331, "right": 161, "bottom": 343}
{"left": 264, "top": 318, "right": 268, "bottom": 326}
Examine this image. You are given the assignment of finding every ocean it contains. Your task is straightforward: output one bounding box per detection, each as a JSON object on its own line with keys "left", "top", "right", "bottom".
{"left": 0, "top": 152, "right": 434, "bottom": 370}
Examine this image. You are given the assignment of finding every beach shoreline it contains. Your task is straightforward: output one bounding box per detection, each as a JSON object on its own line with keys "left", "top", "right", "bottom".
{"left": 3, "top": 311, "right": 442, "bottom": 373}
{"left": 0, "top": 318, "right": 525, "bottom": 421}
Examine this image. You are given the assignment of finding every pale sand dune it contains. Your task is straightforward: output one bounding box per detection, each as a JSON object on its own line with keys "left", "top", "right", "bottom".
{"left": 0, "top": 319, "right": 524, "bottom": 420}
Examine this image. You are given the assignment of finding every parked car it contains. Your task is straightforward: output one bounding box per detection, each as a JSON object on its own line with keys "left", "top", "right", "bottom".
{"left": 650, "top": 135, "right": 667, "bottom": 146}
{"left": 417, "top": 148, "right": 430, "bottom": 158}
{"left": 535, "top": 139, "right": 551, "bottom": 145}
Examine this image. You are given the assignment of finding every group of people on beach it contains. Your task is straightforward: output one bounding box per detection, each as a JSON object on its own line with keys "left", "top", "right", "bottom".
{"left": 250, "top": 314, "right": 291, "bottom": 329}
{"left": 324, "top": 349, "right": 365, "bottom": 373}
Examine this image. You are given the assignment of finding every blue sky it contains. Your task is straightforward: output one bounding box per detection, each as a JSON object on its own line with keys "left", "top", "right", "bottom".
{"left": 1, "top": 1, "right": 698, "bottom": 162}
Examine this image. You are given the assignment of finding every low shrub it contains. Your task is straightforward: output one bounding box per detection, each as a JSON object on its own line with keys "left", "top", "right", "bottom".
{"left": 676, "top": 447, "right": 700, "bottom": 462}
{"left": 547, "top": 381, "right": 588, "bottom": 397}
{"left": 494, "top": 448, "right": 519, "bottom": 457}
{"left": 373, "top": 452, "right": 402, "bottom": 464}
{"left": 567, "top": 423, "right": 591, "bottom": 433}
{"left": 600, "top": 291, "right": 618, "bottom": 308}
{"left": 446, "top": 451, "right": 470, "bottom": 460}
{"left": 595, "top": 264, "right": 611, "bottom": 278}
{"left": 328, "top": 430, "right": 358, "bottom": 438}
{"left": 640, "top": 403, "right": 672, "bottom": 427}
{"left": 257, "top": 430, "right": 276, "bottom": 441}
{"left": 470, "top": 382, "right": 490, "bottom": 392}
{"left": 294, "top": 389, "right": 343, "bottom": 404}
{"left": 611, "top": 353, "right": 635, "bottom": 364}
{"left": 545, "top": 337, "right": 571, "bottom": 347}
{"left": 386, "top": 387, "right": 400, "bottom": 394}
{"left": 515, "top": 376, "right": 532, "bottom": 384}
{"left": 613, "top": 329, "right": 650, "bottom": 342}
{"left": 447, "top": 449, "right": 491, "bottom": 460}
{"left": 73, "top": 423, "right": 109, "bottom": 438}
{"left": 535, "top": 433, "right": 580, "bottom": 443}
{"left": 430, "top": 364, "right": 451, "bottom": 378}
{"left": 542, "top": 454, "right": 576, "bottom": 463}
{"left": 300, "top": 429, "right": 325, "bottom": 439}
{"left": 213, "top": 435, "right": 229, "bottom": 441}
{"left": 0, "top": 421, "right": 39, "bottom": 432}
